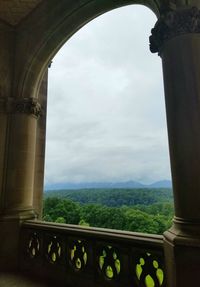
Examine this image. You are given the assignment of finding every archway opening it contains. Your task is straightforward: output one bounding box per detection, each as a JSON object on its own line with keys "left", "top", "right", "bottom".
{"left": 43, "top": 5, "right": 173, "bottom": 234}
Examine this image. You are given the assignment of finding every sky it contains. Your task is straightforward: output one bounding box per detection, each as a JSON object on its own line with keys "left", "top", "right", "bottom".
{"left": 44, "top": 5, "right": 171, "bottom": 186}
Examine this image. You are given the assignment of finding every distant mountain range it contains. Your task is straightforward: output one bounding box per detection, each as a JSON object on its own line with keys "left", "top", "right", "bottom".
{"left": 45, "top": 180, "right": 172, "bottom": 191}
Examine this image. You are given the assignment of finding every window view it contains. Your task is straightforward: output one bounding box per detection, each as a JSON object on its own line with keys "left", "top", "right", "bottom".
{"left": 43, "top": 5, "right": 173, "bottom": 234}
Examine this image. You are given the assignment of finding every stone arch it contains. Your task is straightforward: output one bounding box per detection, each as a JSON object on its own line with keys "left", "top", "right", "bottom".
{"left": 13, "top": 0, "right": 162, "bottom": 218}
{"left": 17, "top": 0, "right": 161, "bottom": 100}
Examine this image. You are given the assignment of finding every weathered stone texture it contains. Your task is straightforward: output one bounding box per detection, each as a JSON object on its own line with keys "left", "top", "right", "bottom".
{"left": 33, "top": 71, "right": 48, "bottom": 218}
{"left": 0, "top": 0, "right": 42, "bottom": 25}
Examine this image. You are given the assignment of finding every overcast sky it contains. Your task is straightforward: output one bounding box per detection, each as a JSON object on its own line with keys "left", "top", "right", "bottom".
{"left": 44, "top": 5, "right": 171, "bottom": 186}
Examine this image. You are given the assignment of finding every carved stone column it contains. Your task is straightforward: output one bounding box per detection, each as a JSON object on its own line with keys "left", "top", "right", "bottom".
{"left": 150, "top": 7, "right": 200, "bottom": 287}
{"left": 0, "top": 97, "right": 7, "bottom": 213}
{"left": 33, "top": 70, "right": 48, "bottom": 218}
{"left": 3, "top": 97, "right": 42, "bottom": 219}
{"left": 0, "top": 97, "right": 41, "bottom": 270}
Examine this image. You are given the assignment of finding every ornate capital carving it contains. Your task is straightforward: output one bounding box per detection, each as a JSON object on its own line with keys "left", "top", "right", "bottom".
{"left": 0, "top": 97, "right": 42, "bottom": 118}
{"left": 15, "top": 98, "right": 42, "bottom": 118}
{"left": 150, "top": 7, "right": 200, "bottom": 54}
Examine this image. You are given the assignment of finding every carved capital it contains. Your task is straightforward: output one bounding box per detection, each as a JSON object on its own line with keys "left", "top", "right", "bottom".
{"left": 0, "top": 97, "right": 42, "bottom": 118}
{"left": 150, "top": 7, "right": 200, "bottom": 54}
{"left": 14, "top": 98, "right": 42, "bottom": 118}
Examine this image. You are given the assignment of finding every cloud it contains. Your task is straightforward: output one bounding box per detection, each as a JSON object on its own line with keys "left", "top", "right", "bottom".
{"left": 45, "top": 5, "right": 171, "bottom": 185}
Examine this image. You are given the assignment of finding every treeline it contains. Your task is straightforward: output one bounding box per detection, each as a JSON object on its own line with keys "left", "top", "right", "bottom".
{"left": 43, "top": 197, "right": 174, "bottom": 234}
{"left": 44, "top": 188, "right": 173, "bottom": 207}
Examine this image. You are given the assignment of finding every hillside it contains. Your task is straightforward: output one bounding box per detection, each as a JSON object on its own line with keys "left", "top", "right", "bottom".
{"left": 44, "top": 188, "right": 173, "bottom": 207}
{"left": 45, "top": 180, "right": 172, "bottom": 190}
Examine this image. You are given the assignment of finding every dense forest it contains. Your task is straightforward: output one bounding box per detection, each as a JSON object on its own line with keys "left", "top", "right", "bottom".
{"left": 43, "top": 188, "right": 174, "bottom": 234}
{"left": 44, "top": 188, "right": 173, "bottom": 207}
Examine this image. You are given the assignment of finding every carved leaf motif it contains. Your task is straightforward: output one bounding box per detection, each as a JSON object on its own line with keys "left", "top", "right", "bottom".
{"left": 69, "top": 239, "right": 88, "bottom": 271}
{"left": 133, "top": 251, "right": 165, "bottom": 287}
{"left": 27, "top": 232, "right": 41, "bottom": 259}
{"left": 98, "top": 245, "right": 121, "bottom": 280}
{"left": 46, "top": 235, "right": 62, "bottom": 264}
{"left": 15, "top": 98, "right": 42, "bottom": 118}
{"left": 150, "top": 7, "right": 200, "bottom": 54}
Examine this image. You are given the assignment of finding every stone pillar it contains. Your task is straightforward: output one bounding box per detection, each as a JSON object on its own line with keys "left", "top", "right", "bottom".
{"left": 3, "top": 97, "right": 42, "bottom": 219}
{"left": 150, "top": 7, "right": 200, "bottom": 287}
{"left": 0, "top": 97, "right": 8, "bottom": 213}
{"left": 33, "top": 70, "right": 48, "bottom": 218}
{"left": 0, "top": 23, "right": 14, "bottom": 214}
{"left": 0, "top": 97, "right": 42, "bottom": 270}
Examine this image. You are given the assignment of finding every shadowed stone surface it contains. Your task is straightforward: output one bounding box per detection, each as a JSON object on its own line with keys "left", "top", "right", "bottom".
{"left": 0, "top": 273, "right": 54, "bottom": 287}
{"left": 0, "top": 0, "right": 42, "bottom": 25}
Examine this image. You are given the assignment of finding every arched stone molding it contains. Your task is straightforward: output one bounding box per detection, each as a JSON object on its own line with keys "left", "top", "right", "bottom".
{"left": 14, "top": 0, "right": 161, "bottom": 102}
{"left": 33, "top": 70, "right": 48, "bottom": 219}
{"left": 10, "top": 0, "right": 161, "bottom": 221}
{"left": 161, "top": 1, "right": 200, "bottom": 10}
{"left": 0, "top": 0, "right": 162, "bottom": 270}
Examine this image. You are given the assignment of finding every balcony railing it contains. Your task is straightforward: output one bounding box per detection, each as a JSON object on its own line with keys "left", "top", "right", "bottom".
{"left": 20, "top": 220, "right": 166, "bottom": 287}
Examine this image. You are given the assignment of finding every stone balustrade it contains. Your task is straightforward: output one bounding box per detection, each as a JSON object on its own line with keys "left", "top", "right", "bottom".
{"left": 20, "top": 220, "right": 166, "bottom": 287}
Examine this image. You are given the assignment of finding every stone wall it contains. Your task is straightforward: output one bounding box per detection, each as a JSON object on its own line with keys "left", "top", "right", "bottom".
{"left": 0, "top": 22, "right": 14, "bottom": 213}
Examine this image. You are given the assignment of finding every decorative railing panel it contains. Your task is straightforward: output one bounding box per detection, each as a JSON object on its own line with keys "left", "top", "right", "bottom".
{"left": 20, "top": 220, "right": 166, "bottom": 287}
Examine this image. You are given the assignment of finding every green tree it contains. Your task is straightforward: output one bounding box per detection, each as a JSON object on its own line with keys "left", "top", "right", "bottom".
{"left": 43, "top": 197, "right": 80, "bottom": 224}
{"left": 43, "top": 195, "right": 173, "bottom": 235}
{"left": 79, "top": 219, "right": 90, "bottom": 227}
{"left": 124, "top": 209, "right": 160, "bottom": 234}
{"left": 55, "top": 217, "right": 66, "bottom": 223}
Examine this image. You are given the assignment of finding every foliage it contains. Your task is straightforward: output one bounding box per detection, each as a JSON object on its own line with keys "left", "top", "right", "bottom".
{"left": 44, "top": 188, "right": 173, "bottom": 207}
{"left": 43, "top": 189, "right": 174, "bottom": 235}
{"left": 43, "top": 197, "right": 80, "bottom": 224}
